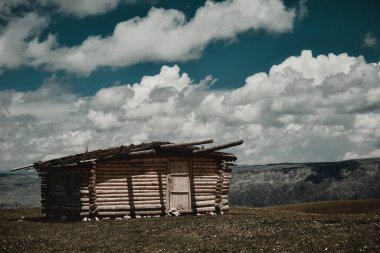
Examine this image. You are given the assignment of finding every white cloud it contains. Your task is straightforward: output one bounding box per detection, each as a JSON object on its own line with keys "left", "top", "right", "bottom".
{"left": 341, "top": 149, "right": 380, "bottom": 160}
{"left": 38, "top": 0, "right": 121, "bottom": 17}
{"left": 13, "top": 0, "right": 295, "bottom": 75}
{"left": 0, "top": 0, "right": 30, "bottom": 19}
{"left": 1, "top": 50, "right": 380, "bottom": 170}
{"left": 362, "top": 32, "right": 378, "bottom": 48}
{"left": 0, "top": 13, "right": 47, "bottom": 71}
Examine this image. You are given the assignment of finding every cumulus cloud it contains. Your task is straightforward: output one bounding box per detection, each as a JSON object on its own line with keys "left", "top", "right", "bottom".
{"left": 0, "top": 0, "right": 296, "bottom": 75}
{"left": 362, "top": 32, "right": 378, "bottom": 48}
{"left": 0, "top": 13, "right": 48, "bottom": 72}
{"left": 1, "top": 50, "right": 380, "bottom": 170}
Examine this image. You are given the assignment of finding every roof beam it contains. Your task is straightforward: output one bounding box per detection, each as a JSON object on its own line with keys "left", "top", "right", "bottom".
{"left": 193, "top": 140, "right": 244, "bottom": 153}
{"left": 10, "top": 164, "right": 35, "bottom": 171}
{"left": 160, "top": 139, "right": 213, "bottom": 148}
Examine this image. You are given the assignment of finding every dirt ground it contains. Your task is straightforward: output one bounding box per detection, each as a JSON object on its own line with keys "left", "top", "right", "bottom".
{"left": 0, "top": 200, "right": 379, "bottom": 252}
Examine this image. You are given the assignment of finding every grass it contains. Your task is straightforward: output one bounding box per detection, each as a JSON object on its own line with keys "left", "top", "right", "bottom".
{"left": 264, "top": 199, "right": 380, "bottom": 214}
{"left": 0, "top": 200, "right": 379, "bottom": 252}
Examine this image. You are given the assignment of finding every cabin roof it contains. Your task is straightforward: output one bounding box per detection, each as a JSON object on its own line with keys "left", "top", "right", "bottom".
{"left": 12, "top": 139, "right": 243, "bottom": 171}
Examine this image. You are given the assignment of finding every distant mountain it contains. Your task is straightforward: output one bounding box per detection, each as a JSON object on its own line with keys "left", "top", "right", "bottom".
{"left": 229, "top": 158, "right": 380, "bottom": 207}
{"left": 0, "top": 171, "right": 40, "bottom": 208}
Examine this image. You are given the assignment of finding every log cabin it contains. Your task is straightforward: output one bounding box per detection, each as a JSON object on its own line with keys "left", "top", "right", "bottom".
{"left": 12, "top": 139, "right": 243, "bottom": 219}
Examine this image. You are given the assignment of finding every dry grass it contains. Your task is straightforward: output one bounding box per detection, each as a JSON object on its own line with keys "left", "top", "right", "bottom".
{"left": 264, "top": 199, "right": 380, "bottom": 214}
{"left": 0, "top": 200, "right": 379, "bottom": 252}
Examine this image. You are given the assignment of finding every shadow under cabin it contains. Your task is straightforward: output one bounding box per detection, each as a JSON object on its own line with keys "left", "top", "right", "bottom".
{"left": 12, "top": 139, "right": 243, "bottom": 219}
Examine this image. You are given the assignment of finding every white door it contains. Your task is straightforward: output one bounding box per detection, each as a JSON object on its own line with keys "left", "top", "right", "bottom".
{"left": 167, "top": 160, "right": 191, "bottom": 211}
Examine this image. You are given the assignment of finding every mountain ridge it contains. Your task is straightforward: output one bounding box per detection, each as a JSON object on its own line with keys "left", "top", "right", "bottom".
{"left": 229, "top": 157, "right": 380, "bottom": 207}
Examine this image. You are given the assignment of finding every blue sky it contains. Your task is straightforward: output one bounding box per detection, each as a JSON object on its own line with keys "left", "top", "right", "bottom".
{"left": 1, "top": 0, "right": 379, "bottom": 94}
{"left": 0, "top": 0, "right": 380, "bottom": 169}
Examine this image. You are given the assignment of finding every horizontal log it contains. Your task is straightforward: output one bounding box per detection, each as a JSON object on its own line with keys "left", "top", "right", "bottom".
{"left": 193, "top": 173, "right": 218, "bottom": 177}
{"left": 99, "top": 158, "right": 167, "bottom": 164}
{"left": 96, "top": 166, "right": 167, "bottom": 171}
{"left": 194, "top": 189, "right": 216, "bottom": 193}
{"left": 96, "top": 196, "right": 165, "bottom": 202}
{"left": 97, "top": 210, "right": 164, "bottom": 216}
{"left": 193, "top": 183, "right": 217, "bottom": 187}
{"left": 96, "top": 185, "right": 165, "bottom": 190}
{"left": 193, "top": 200, "right": 215, "bottom": 207}
{"left": 96, "top": 178, "right": 167, "bottom": 183}
{"left": 96, "top": 170, "right": 166, "bottom": 174}
{"left": 192, "top": 194, "right": 215, "bottom": 197}
{"left": 194, "top": 206, "right": 216, "bottom": 212}
{"left": 96, "top": 171, "right": 165, "bottom": 175}
{"left": 96, "top": 192, "right": 164, "bottom": 197}
{"left": 97, "top": 204, "right": 163, "bottom": 210}
{"left": 193, "top": 161, "right": 218, "bottom": 164}
{"left": 193, "top": 186, "right": 217, "bottom": 190}
{"left": 95, "top": 200, "right": 163, "bottom": 205}
{"left": 96, "top": 164, "right": 167, "bottom": 172}
{"left": 95, "top": 189, "right": 165, "bottom": 194}
{"left": 98, "top": 161, "right": 167, "bottom": 165}
{"left": 96, "top": 176, "right": 166, "bottom": 181}
{"left": 194, "top": 195, "right": 216, "bottom": 201}
{"left": 192, "top": 161, "right": 218, "bottom": 165}
{"left": 193, "top": 164, "right": 219, "bottom": 170}
{"left": 193, "top": 175, "right": 218, "bottom": 179}
{"left": 200, "top": 180, "right": 219, "bottom": 185}
{"left": 96, "top": 182, "right": 166, "bottom": 187}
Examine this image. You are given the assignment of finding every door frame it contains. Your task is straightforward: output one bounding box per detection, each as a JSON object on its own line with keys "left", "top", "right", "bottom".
{"left": 166, "top": 159, "right": 192, "bottom": 213}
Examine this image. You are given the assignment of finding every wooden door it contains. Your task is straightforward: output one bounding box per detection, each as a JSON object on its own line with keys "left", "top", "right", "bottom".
{"left": 167, "top": 160, "right": 191, "bottom": 211}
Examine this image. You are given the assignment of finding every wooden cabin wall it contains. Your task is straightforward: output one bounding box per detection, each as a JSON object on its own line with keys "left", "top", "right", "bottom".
{"left": 191, "top": 158, "right": 229, "bottom": 213}
{"left": 220, "top": 164, "right": 232, "bottom": 212}
{"left": 95, "top": 158, "right": 167, "bottom": 217}
{"left": 39, "top": 167, "right": 90, "bottom": 218}
{"left": 93, "top": 156, "right": 231, "bottom": 217}
{"left": 38, "top": 156, "right": 232, "bottom": 219}
{"left": 39, "top": 170, "right": 47, "bottom": 214}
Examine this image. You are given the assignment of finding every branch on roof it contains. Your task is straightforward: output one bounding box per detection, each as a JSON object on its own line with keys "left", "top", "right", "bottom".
{"left": 160, "top": 139, "right": 213, "bottom": 149}
{"left": 193, "top": 140, "right": 244, "bottom": 153}
{"left": 129, "top": 149, "right": 156, "bottom": 156}
{"left": 10, "top": 164, "right": 35, "bottom": 171}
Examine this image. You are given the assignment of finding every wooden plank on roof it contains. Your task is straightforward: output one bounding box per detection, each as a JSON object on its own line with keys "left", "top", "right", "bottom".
{"left": 160, "top": 139, "right": 213, "bottom": 148}
{"left": 193, "top": 140, "right": 244, "bottom": 153}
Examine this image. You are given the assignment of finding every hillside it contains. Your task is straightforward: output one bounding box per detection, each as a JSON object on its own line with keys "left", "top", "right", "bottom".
{"left": 230, "top": 158, "right": 380, "bottom": 207}
{"left": 0, "top": 200, "right": 379, "bottom": 252}
{"left": 0, "top": 171, "right": 40, "bottom": 209}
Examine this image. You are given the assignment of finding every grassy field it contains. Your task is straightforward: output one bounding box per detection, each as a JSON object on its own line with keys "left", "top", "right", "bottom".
{"left": 0, "top": 200, "right": 379, "bottom": 252}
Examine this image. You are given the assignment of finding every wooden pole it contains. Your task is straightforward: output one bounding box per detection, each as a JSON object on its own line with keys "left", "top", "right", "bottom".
{"left": 160, "top": 139, "right": 213, "bottom": 148}
{"left": 193, "top": 140, "right": 244, "bottom": 153}
{"left": 10, "top": 164, "right": 35, "bottom": 171}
